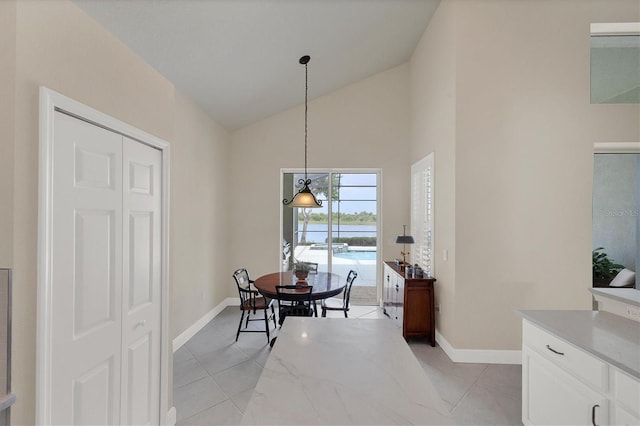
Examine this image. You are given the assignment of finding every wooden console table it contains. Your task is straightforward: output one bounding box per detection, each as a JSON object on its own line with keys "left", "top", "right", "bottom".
{"left": 383, "top": 261, "right": 436, "bottom": 346}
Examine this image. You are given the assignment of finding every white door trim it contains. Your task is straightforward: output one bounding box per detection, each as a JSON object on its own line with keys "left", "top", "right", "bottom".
{"left": 37, "top": 87, "right": 171, "bottom": 425}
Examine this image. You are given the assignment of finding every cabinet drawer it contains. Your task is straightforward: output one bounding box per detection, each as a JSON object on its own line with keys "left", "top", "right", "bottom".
{"left": 614, "top": 369, "right": 640, "bottom": 418}
{"left": 523, "top": 321, "right": 608, "bottom": 392}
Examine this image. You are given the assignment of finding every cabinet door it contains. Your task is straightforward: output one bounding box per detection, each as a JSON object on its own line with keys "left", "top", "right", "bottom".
{"left": 395, "top": 275, "right": 404, "bottom": 327}
{"left": 613, "top": 404, "right": 640, "bottom": 426}
{"left": 404, "top": 284, "right": 430, "bottom": 335}
{"left": 523, "top": 349, "right": 608, "bottom": 425}
{"left": 383, "top": 265, "right": 392, "bottom": 308}
{"left": 383, "top": 264, "right": 393, "bottom": 315}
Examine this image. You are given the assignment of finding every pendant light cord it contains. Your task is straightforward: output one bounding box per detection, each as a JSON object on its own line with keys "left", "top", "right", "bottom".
{"left": 304, "top": 60, "right": 308, "bottom": 182}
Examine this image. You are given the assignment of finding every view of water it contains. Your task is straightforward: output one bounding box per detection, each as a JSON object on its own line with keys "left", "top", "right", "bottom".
{"left": 334, "top": 251, "right": 377, "bottom": 261}
{"left": 296, "top": 224, "right": 376, "bottom": 243}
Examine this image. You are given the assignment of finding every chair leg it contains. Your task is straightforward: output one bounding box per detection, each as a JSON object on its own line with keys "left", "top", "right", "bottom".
{"left": 271, "top": 305, "right": 277, "bottom": 328}
{"left": 321, "top": 307, "right": 326, "bottom": 318}
{"left": 313, "top": 301, "right": 318, "bottom": 317}
{"left": 263, "top": 307, "right": 270, "bottom": 342}
{"left": 344, "top": 310, "right": 348, "bottom": 318}
{"left": 236, "top": 310, "right": 245, "bottom": 341}
{"left": 245, "top": 309, "right": 250, "bottom": 328}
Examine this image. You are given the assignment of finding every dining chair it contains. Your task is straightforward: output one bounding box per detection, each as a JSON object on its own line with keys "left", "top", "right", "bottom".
{"left": 233, "top": 268, "right": 277, "bottom": 343}
{"left": 275, "top": 285, "right": 314, "bottom": 325}
{"left": 321, "top": 270, "right": 358, "bottom": 318}
{"left": 271, "top": 285, "right": 314, "bottom": 348}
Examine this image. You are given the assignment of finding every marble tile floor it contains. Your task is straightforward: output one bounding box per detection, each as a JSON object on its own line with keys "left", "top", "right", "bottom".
{"left": 173, "top": 305, "right": 522, "bottom": 425}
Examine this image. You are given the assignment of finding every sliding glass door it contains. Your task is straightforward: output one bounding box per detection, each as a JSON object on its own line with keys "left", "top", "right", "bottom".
{"left": 282, "top": 171, "right": 379, "bottom": 305}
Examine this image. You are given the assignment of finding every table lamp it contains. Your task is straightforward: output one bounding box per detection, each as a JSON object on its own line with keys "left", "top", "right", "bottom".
{"left": 395, "top": 225, "right": 414, "bottom": 267}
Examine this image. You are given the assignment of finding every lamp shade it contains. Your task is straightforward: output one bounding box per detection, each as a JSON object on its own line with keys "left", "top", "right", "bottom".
{"left": 395, "top": 235, "right": 414, "bottom": 244}
{"left": 287, "top": 185, "right": 322, "bottom": 208}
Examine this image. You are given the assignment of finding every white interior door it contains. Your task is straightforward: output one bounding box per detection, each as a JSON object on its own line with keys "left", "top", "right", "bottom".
{"left": 51, "top": 112, "right": 123, "bottom": 425}
{"left": 48, "top": 111, "right": 161, "bottom": 425}
{"left": 121, "top": 137, "right": 161, "bottom": 425}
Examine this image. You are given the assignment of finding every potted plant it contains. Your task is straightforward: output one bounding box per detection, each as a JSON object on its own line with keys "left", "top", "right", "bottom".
{"left": 592, "top": 247, "right": 623, "bottom": 287}
{"left": 294, "top": 262, "right": 312, "bottom": 281}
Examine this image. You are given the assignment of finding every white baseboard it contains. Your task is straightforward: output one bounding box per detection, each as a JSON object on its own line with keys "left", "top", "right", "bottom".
{"left": 435, "top": 330, "right": 521, "bottom": 364}
{"left": 172, "top": 297, "right": 240, "bottom": 352}
{"left": 166, "top": 406, "right": 176, "bottom": 425}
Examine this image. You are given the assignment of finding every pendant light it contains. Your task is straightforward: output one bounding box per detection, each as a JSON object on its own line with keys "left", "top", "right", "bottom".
{"left": 283, "top": 55, "right": 323, "bottom": 208}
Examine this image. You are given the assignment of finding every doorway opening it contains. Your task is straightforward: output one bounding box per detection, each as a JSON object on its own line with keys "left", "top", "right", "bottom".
{"left": 282, "top": 171, "right": 380, "bottom": 305}
{"left": 592, "top": 143, "right": 639, "bottom": 290}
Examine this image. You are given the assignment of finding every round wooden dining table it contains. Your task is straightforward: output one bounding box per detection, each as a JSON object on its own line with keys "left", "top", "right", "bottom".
{"left": 253, "top": 271, "right": 345, "bottom": 300}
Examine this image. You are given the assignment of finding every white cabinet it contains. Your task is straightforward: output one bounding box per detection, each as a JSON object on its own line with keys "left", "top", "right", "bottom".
{"left": 612, "top": 369, "right": 640, "bottom": 425}
{"left": 522, "top": 319, "right": 640, "bottom": 426}
{"left": 523, "top": 348, "right": 608, "bottom": 425}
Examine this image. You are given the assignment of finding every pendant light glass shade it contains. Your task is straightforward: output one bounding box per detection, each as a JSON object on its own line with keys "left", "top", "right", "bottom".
{"left": 283, "top": 55, "right": 323, "bottom": 208}
{"left": 285, "top": 179, "right": 322, "bottom": 208}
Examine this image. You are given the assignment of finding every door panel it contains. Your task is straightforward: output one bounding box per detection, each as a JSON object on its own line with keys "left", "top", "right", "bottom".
{"left": 121, "top": 138, "right": 161, "bottom": 425}
{"left": 51, "top": 111, "right": 123, "bottom": 425}
{"left": 73, "top": 209, "right": 117, "bottom": 336}
{"left": 72, "top": 358, "right": 115, "bottom": 425}
{"left": 126, "top": 333, "right": 153, "bottom": 425}
{"left": 128, "top": 212, "right": 153, "bottom": 310}
{"left": 74, "top": 147, "right": 115, "bottom": 189}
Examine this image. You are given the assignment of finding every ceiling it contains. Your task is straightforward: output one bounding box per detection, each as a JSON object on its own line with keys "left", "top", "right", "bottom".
{"left": 73, "top": 0, "right": 440, "bottom": 130}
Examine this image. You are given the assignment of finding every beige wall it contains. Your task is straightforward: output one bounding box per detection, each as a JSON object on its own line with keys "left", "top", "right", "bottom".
{"left": 171, "top": 91, "right": 231, "bottom": 338}
{"left": 230, "top": 64, "right": 412, "bottom": 280}
{"left": 0, "top": 0, "right": 16, "bottom": 267}
{"left": 410, "top": 0, "right": 458, "bottom": 343}
{"left": 7, "top": 0, "right": 231, "bottom": 423}
{"left": 412, "top": 0, "right": 640, "bottom": 350}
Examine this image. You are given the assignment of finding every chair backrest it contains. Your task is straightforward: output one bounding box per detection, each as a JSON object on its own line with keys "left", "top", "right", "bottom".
{"left": 276, "top": 285, "right": 314, "bottom": 318}
{"left": 342, "top": 270, "right": 358, "bottom": 309}
{"left": 233, "top": 268, "right": 252, "bottom": 306}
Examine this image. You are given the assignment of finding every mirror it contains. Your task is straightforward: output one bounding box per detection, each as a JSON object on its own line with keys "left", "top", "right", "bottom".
{"left": 593, "top": 147, "right": 639, "bottom": 289}
{"left": 590, "top": 23, "right": 640, "bottom": 104}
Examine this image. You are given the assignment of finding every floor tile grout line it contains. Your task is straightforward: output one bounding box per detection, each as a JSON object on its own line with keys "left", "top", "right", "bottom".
{"left": 448, "top": 364, "right": 490, "bottom": 413}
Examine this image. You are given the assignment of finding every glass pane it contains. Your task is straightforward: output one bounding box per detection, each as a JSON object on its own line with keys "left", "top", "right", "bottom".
{"left": 330, "top": 173, "right": 378, "bottom": 305}
{"left": 283, "top": 172, "right": 330, "bottom": 272}
{"left": 333, "top": 201, "right": 377, "bottom": 217}
{"left": 337, "top": 186, "right": 377, "bottom": 200}
{"left": 335, "top": 173, "right": 377, "bottom": 186}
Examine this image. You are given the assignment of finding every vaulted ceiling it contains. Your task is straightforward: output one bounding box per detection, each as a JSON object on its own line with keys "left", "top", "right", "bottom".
{"left": 73, "top": 0, "right": 440, "bottom": 130}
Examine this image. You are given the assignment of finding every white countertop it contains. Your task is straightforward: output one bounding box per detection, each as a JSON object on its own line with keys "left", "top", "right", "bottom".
{"left": 241, "top": 318, "right": 453, "bottom": 425}
{"left": 589, "top": 287, "right": 640, "bottom": 308}
{"left": 517, "top": 310, "right": 640, "bottom": 379}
